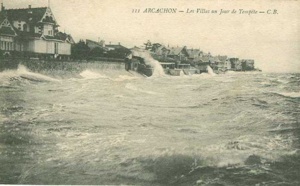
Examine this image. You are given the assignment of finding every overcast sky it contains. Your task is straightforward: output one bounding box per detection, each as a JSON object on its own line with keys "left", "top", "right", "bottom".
{"left": 3, "top": 0, "right": 299, "bottom": 72}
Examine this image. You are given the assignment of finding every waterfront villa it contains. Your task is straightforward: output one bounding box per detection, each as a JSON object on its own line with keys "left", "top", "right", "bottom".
{"left": 167, "top": 46, "right": 189, "bottom": 61}
{"left": 0, "top": 3, "right": 74, "bottom": 59}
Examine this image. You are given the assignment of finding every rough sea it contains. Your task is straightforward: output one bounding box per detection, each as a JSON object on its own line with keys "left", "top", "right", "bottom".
{"left": 0, "top": 62, "right": 299, "bottom": 186}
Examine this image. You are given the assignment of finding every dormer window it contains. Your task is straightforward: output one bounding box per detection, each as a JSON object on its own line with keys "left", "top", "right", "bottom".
{"left": 43, "top": 24, "right": 53, "bottom": 36}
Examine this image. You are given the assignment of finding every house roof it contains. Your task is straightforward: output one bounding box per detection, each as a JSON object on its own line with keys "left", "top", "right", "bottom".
{"left": 86, "top": 39, "right": 101, "bottom": 45}
{"left": 0, "top": 14, "right": 17, "bottom": 36}
{"left": 213, "top": 56, "right": 221, "bottom": 63}
{"left": 153, "top": 45, "right": 169, "bottom": 55}
{"left": 0, "top": 7, "right": 74, "bottom": 42}
{"left": 4, "top": 7, "right": 49, "bottom": 24}
{"left": 168, "top": 47, "right": 185, "bottom": 56}
{"left": 42, "top": 32, "right": 74, "bottom": 43}
{"left": 86, "top": 39, "right": 106, "bottom": 51}
{"left": 56, "top": 32, "right": 74, "bottom": 43}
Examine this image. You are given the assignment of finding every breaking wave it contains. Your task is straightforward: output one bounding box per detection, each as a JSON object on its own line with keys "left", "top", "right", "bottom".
{"left": 131, "top": 49, "right": 166, "bottom": 77}
{"left": 0, "top": 65, "right": 59, "bottom": 84}
{"left": 276, "top": 91, "right": 300, "bottom": 98}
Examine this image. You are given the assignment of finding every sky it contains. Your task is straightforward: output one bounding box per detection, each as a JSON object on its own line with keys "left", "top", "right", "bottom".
{"left": 2, "top": 0, "right": 300, "bottom": 72}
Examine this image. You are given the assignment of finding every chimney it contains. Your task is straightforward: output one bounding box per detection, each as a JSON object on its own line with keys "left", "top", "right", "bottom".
{"left": 28, "top": 5, "right": 33, "bottom": 14}
{"left": 1, "top": 3, "right": 5, "bottom": 11}
{"left": 118, "top": 42, "right": 120, "bottom": 45}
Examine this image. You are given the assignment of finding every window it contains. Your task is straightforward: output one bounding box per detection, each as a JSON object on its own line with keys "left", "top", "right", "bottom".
{"left": 44, "top": 24, "right": 53, "bottom": 36}
{"left": 54, "top": 43, "right": 58, "bottom": 54}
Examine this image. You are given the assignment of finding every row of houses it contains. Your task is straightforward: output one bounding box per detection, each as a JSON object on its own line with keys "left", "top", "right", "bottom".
{"left": 146, "top": 42, "right": 255, "bottom": 72}
{"left": 0, "top": 3, "right": 74, "bottom": 59}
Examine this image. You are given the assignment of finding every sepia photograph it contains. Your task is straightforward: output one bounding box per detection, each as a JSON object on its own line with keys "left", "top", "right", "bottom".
{"left": 0, "top": 0, "right": 299, "bottom": 185}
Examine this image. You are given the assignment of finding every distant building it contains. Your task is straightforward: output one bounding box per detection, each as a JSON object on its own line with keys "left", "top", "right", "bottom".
{"left": 242, "top": 59, "right": 255, "bottom": 71}
{"left": 186, "top": 49, "right": 202, "bottom": 62}
{"left": 193, "top": 56, "right": 210, "bottom": 73}
{"left": 86, "top": 39, "right": 105, "bottom": 50}
{"left": 104, "top": 42, "right": 131, "bottom": 59}
{"left": 167, "top": 46, "right": 189, "bottom": 61}
{"left": 0, "top": 3, "right": 74, "bottom": 59}
{"left": 151, "top": 43, "right": 170, "bottom": 57}
{"left": 229, "top": 58, "right": 240, "bottom": 70}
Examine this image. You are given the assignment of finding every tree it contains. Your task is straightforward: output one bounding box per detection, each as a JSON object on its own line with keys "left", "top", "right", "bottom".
{"left": 151, "top": 43, "right": 162, "bottom": 52}
{"left": 143, "top": 40, "right": 152, "bottom": 50}
{"left": 71, "top": 40, "right": 90, "bottom": 60}
{"left": 89, "top": 47, "right": 106, "bottom": 58}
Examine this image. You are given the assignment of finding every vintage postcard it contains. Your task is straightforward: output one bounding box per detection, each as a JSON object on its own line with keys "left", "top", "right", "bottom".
{"left": 0, "top": 0, "right": 299, "bottom": 185}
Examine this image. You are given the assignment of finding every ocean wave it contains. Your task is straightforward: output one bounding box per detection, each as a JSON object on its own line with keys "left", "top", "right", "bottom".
{"left": 275, "top": 92, "right": 300, "bottom": 98}
{"left": 0, "top": 65, "right": 59, "bottom": 84}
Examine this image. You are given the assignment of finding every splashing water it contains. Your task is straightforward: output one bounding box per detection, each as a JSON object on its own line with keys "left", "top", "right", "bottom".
{"left": 180, "top": 70, "right": 185, "bottom": 76}
{"left": 207, "top": 65, "right": 216, "bottom": 76}
{"left": 131, "top": 50, "right": 165, "bottom": 77}
{"left": 79, "top": 70, "right": 109, "bottom": 80}
{"left": 0, "top": 64, "right": 59, "bottom": 83}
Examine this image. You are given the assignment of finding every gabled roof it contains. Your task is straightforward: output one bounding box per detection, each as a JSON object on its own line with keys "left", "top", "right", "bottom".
{"left": 86, "top": 39, "right": 104, "bottom": 47}
{"left": 153, "top": 45, "right": 169, "bottom": 55}
{"left": 213, "top": 56, "right": 221, "bottom": 63}
{"left": 56, "top": 32, "right": 75, "bottom": 43}
{"left": 4, "top": 7, "right": 49, "bottom": 24}
{"left": 168, "top": 46, "right": 186, "bottom": 56}
{"left": 0, "top": 14, "right": 17, "bottom": 36}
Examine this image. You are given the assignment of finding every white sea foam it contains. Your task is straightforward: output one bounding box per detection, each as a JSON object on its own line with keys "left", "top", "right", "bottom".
{"left": 79, "top": 70, "right": 109, "bottom": 79}
{"left": 277, "top": 91, "right": 300, "bottom": 98}
{"left": 0, "top": 65, "right": 59, "bottom": 83}
{"left": 207, "top": 65, "right": 216, "bottom": 76}
{"left": 18, "top": 65, "right": 59, "bottom": 82}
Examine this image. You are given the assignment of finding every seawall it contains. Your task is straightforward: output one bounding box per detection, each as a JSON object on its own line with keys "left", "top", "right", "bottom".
{"left": 0, "top": 59, "right": 125, "bottom": 74}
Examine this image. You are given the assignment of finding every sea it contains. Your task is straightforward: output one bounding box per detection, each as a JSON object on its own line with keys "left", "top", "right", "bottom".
{"left": 0, "top": 62, "right": 299, "bottom": 186}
